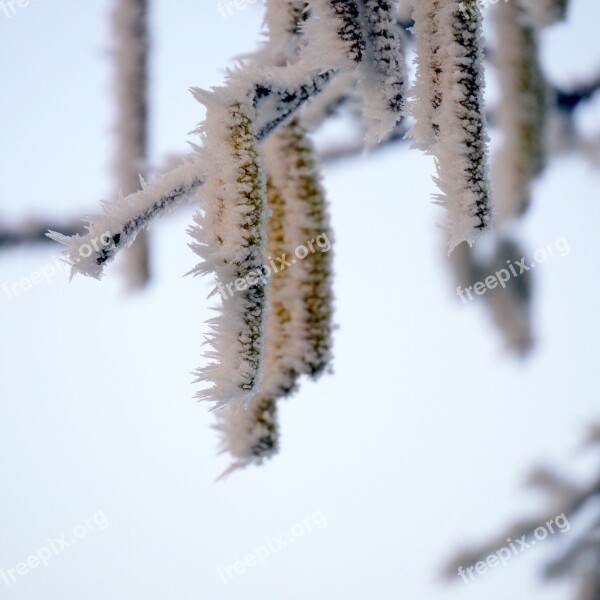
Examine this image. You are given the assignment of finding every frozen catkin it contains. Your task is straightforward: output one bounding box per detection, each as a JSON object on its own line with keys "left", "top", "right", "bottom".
{"left": 357, "top": 0, "right": 408, "bottom": 146}
{"left": 189, "top": 92, "right": 268, "bottom": 409}
{"left": 269, "top": 118, "right": 334, "bottom": 376}
{"left": 408, "top": 0, "right": 443, "bottom": 150}
{"left": 433, "top": 0, "right": 492, "bottom": 251}
{"left": 493, "top": 0, "right": 548, "bottom": 224}
{"left": 217, "top": 116, "right": 334, "bottom": 472}
{"left": 215, "top": 2, "right": 307, "bottom": 472}
{"left": 215, "top": 396, "right": 279, "bottom": 478}
{"left": 305, "top": 0, "right": 366, "bottom": 70}
{"left": 215, "top": 175, "right": 297, "bottom": 475}
{"left": 216, "top": 2, "right": 334, "bottom": 473}
{"left": 111, "top": 0, "right": 151, "bottom": 290}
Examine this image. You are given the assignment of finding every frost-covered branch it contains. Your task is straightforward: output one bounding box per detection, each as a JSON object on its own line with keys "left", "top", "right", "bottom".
{"left": 48, "top": 0, "right": 596, "bottom": 276}
{"left": 301, "top": 70, "right": 357, "bottom": 130}
{"left": 48, "top": 159, "right": 205, "bottom": 279}
{"left": 49, "top": 70, "right": 332, "bottom": 279}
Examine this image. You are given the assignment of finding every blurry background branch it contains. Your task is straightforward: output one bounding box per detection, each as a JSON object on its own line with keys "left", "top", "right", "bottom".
{"left": 111, "top": 0, "right": 150, "bottom": 290}
{"left": 443, "top": 424, "right": 600, "bottom": 598}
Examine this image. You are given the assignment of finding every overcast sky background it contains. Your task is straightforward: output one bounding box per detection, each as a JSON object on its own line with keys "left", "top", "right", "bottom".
{"left": 1, "top": 1, "right": 599, "bottom": 599}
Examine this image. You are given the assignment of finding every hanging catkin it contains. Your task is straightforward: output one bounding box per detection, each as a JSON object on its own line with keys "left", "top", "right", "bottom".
{"left": 189, "top": 93, "right": 268, "bottom": 409}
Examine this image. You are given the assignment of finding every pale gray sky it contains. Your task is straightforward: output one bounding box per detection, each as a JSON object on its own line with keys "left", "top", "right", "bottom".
{"left": 1, "top": 2, "right": 599, "bottom": 599}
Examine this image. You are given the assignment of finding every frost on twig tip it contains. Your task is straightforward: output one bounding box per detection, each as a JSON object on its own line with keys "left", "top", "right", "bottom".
{"left": 189, "top": 93, "right": 268, "bottom": 409}
{"left": 47, "top": 160, "right": 205, "bottom": 279}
